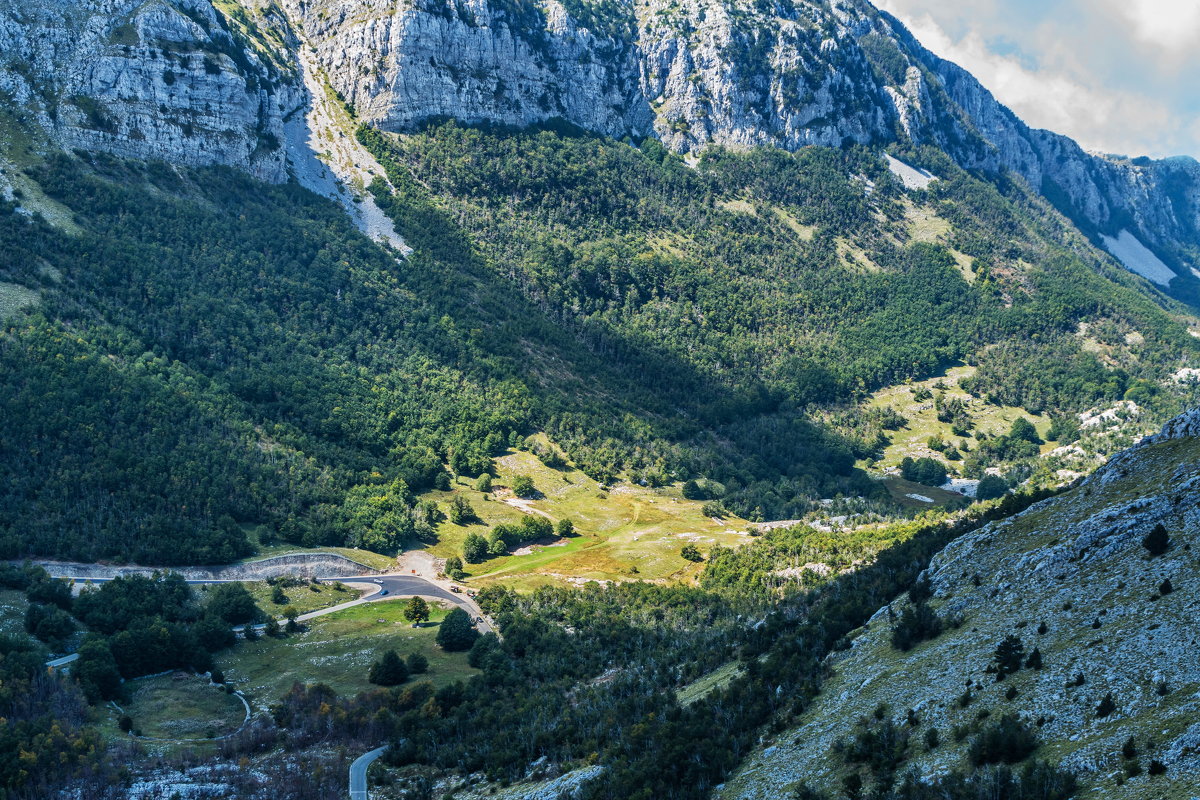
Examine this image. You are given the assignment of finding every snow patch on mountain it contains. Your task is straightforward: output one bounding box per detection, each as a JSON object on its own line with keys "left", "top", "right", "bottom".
{"left": 1101, "top": 230, "right": 1177, "bottom": 286}
{"left": 884, "top": 153, "right": 936, "bottom": 189}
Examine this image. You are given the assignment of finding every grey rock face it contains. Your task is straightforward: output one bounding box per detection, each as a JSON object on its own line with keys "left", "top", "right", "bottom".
{"left": 719, "top": 406, "right": 1200, "bottom": 797}
{"left": 283, "top": 0, "right": 1198, "bottom": 257}
{"left": 282, "top": 0, "right": 653, "bottom": 139}
{"left": 3, "top": 0, "right": 1196, "bottom": 257}
{"left": 0, "top": 0, "right": 300, "bottom": 181}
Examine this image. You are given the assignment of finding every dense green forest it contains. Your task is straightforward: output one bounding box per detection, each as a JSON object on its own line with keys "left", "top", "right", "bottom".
{"left": 1, "top": 119, "right": 1196, "bottom": 563}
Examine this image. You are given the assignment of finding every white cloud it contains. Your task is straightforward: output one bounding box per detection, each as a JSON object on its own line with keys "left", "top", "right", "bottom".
{"left": 874, "top": 0, "right": 1200, "bottom": 157}
{"left": 1111, "top": 0, "right": 1200, "bottom": 56}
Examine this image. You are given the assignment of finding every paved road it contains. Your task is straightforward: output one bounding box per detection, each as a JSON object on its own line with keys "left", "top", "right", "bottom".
{"left": 349, "top": 746, "right": 387, "bottom": 800}
{"left": 44, "top": 571, "right": 491, "bottom": 669}
{"left": 333, "top": 574, "right": 462, "bottom": 607}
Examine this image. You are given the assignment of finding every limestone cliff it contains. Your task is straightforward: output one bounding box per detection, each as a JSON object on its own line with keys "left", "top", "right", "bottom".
{"left": 0, "top": 0, "right": 300, "bottom": 181}
{"left": 280, "top": 0, "right": 1199, "bottom": 270}
{"left": 2, "top": 0, "right": 1197, "bottom": 270}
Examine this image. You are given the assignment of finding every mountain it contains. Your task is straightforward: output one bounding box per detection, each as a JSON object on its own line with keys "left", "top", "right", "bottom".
{"left": 3, "top": 0, "right": 1198, "bottom": 300}
{"left": 721, "top": 406, "right": 1200, "bottom": 799}
{"left": 4, "top": 3, "right": 1200, "bottom": 799}
{"left": 294, "top": 0, "right": 1200, "bottom": 275}
{"left": 0, "top": 0, "right": 299, "bottom": 180}
{"left": 2, "top": 0, "right": 1200, "bottom": 565}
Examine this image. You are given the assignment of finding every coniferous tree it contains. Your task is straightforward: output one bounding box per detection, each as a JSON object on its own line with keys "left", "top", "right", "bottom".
{"left": 1025, "top": 647, "right": 1043, "bottom": 670}
{"left": 368, "top": 650, "right": 409, "bottom": 686}
{"left": 437, "top": 608, "right": 480, "bottom": 651}
{"left": 407, "top": 652, "right": 429, "bottom": 674}
{"left": 993, "top": 635, "right": 1025, "bottom": 677}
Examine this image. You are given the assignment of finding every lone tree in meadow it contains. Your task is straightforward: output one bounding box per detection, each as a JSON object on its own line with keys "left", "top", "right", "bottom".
{"left": 1008, "top": 417, "right": 1042, "bottom": 445}
{"left": 368, "top": 649, "right": 409, "bottom": 686}
{"left": 448, "top": 495, "right": 475, "bottom": 525}
{"left": 437, "top": 608, "right": 480, "bottom": 651}
{"left": 444, "top": 555, "right": 466, "bottom": 580}
{"left": 404, "top": 596, "right": 430, "bottom": 626}
{"left": 680, "top": 544, "right": 704, "bottom": 562}
{"left": 510, "top": 475, "right": 536, "bottom": 499}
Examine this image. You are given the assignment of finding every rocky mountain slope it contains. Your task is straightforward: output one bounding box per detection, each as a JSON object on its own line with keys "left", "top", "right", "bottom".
{"left": 0, "top": 0, "right": 300, "bottom": 180}
{"left": 282, "top": 0, "right": 1199, "bottom": 278}
{"left": 2, "top": 0, "right": 1197, "bottom": 289}
{"left": 720, "top": 406, "right": 1200, "bottom": 799}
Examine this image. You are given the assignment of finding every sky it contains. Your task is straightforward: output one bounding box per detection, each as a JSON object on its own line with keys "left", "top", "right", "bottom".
{"left": 873, "top": 0, "right": 1200, "bottom": 159}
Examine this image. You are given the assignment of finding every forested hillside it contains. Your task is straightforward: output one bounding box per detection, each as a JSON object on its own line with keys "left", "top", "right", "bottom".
{"left": 1, "top": 118, "right": 1197, "bottom": 563}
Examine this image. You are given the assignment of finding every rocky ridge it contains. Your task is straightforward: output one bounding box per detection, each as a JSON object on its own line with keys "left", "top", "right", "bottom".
{"left": 280, "top": 0, "right": 1199, "bottom": 268}
{"left": 0, "top": 0, "right": 299, "bottom": 180}
{"left": 720, "top": 405, "right": 1200, "bottom": 799}
{"left": 2, "top": 0, "right": 1197, "bottom": 274}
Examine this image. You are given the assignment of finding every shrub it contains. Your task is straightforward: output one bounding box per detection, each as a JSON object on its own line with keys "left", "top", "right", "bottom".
{"left": 368, "top": 650, "right": 409, "bottom": 686}
{"left": 444, "top": 555, "right": 466, "bottom": 580}
{"left": 908, "top": 575, "right": 933, "bottom": 604}
{"left": 976, "top": 475, "right": 1009, "bottom": 501}
{"left": 1008, "top": 417, "right": 1042, "bottom": 444}
{"left": 206, "top": 583, "right": 261, "bottom": 625}
{"left": 462, "top": 532, "right": 488, "bottom": 563}
{"left": 403, "top": 596, "right": 430, "bottom": 625}
{"left": 900, "top": 456, "right": 947, "bottom": 486}
{"left": 1159, "top": 577, "right": 1173, "bottom": 595}
{"left": 992, "top": 635, "right": 1025, "bottom": 677}
{"left": 448, "top": 495, "right": 475, "bottom": 525}
{"left": 680, "top": 544, "right": 704, "bottom": 562}
{"left": 891, "top": 602, "right": 942, "bottom": 651}
{"left": 1148, "top": 759, "right": 1166, "bottom": 776}
{"left": 1143, "top": 524, "right": 1169, "bottom": 556}
{"left": 1096, "top": 693, "right": 1116, "bottom": 718}
{"left": 474, "top": 474, "right": 493, "bottom": 493}
{"left": 1025, "top": 647, "right": 1042, "bottom": 670}
{"left": 968, "top": 713, "right": 1038, "bottom": 765}
{"left": 406, "top": 652, "right": 428, "bottom": 674}
{"left": 24, "top": 603, "right": 75, "bottom": 645}
{"left": 1121, "top": 736, "right": 1137, "bottom": 760}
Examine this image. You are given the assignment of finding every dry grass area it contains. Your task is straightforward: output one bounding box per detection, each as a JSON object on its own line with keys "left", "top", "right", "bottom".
{"left": 216, "top": 601, "right": 476, "bottom": 708}
{"left": 864, "top": 365, "right": 1052, "bottom": 472}
{"left": 0, "top": 281, "right": 38, "bottom": 321}
{"left": 423, "top": 443, "right": 751, "bottom": 590}
{"left": 106, "top": 672, "right": 246, "bottom": 741}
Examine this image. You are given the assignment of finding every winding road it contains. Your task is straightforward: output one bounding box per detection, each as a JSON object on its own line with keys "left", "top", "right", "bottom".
{"left": 349, "top": 746, "right": 388, "bottom": 800}
{"left": 43, "top": 570, "right": 492, "bottom": 670}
